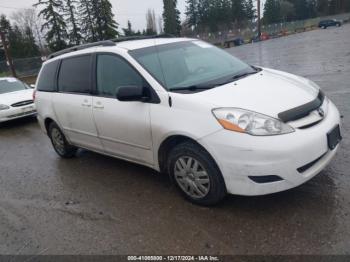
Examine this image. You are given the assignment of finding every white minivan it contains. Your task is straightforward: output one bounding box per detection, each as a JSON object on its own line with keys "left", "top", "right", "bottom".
{"left": 35, "top": 37, "right": 342, "bottom": 205}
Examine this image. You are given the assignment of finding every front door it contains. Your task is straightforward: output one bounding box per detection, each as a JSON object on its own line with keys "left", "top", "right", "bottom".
{"left": 92, "top": 53, "right": 153, "bottom": 165}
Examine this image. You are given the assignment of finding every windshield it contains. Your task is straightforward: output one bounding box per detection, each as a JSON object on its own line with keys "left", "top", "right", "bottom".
{"left": 0, "top": 78, "right": 29, "bottom": 94}
{"left": 129, "top": 40, "right": 256, "bottom": 92}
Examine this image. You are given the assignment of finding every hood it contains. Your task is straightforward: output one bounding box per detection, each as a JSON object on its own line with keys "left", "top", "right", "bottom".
{"left": 193, "top": 68, "right": 319, "bottom": 118}
{"left": 0, "top": 89, "right": 34, "bottom": 106}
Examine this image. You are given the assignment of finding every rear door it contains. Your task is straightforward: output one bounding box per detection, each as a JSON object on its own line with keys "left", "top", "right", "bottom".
{"left": 91, "top": 53, "right": 154, "bottom": 165}
{"left": 52, "top": 55, "right": 103, "bottom": 151}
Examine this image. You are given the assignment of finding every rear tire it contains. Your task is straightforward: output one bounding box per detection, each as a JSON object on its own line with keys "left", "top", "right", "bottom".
{"left": 167, "top": 142, "right": 227, "bottom": 206}
{"left": 48, "top": 122, "right": 77, "bottom": 158}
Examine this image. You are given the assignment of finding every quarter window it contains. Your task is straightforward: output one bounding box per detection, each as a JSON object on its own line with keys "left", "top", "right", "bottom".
{"left": 58, "top": 55, "right": 91, "bottom": 94}
{"left": 37, "top": 60, "right": 59, "bottom": 92}
{"left": 96, "top": 54, "right": 143, "bottom": 97}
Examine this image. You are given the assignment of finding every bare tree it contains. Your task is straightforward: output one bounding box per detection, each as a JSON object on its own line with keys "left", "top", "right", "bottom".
{"left": 158, "top": 15, "right": 164, "bottom": 34}
{"left": 11, "top": 8, "right": 45, "bottom": 51}
{"left": 146, "top": 9, "right": 157, "bottom": 35}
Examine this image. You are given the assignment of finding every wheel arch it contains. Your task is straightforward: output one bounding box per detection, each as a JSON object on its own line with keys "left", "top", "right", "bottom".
{"left": 157, "top": 134, "right": 218, "bottom": 175}
{"left": 44, "top": 117, "right": 55, "bottom": 134}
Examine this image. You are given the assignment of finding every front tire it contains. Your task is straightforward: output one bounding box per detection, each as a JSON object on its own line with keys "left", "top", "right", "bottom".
{"left": 48, "top": 122, "right": 77, "bottom": 158}
{"left": 168, "top": 142, "right": 227, "bottom": 206}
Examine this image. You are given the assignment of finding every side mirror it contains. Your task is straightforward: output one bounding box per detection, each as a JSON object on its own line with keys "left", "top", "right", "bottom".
{"left": 116, "top": 86, "right": 148, "bottom": 102}
{"left": 30, "top": 84, "right": 35, "bottom": 89}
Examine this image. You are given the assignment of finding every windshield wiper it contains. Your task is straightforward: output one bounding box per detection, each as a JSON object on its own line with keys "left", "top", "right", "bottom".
{"left": 169, "top": 69, "right": 261, "bottom": 92}
{"left": 232, "top": 70, "right": 259, "bottom": 80}
{"left": 169, "top": 85, "right": 214, "bottom": 92}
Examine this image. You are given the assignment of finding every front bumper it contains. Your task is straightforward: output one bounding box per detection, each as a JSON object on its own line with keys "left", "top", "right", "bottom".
{"left": 199, "top": 101, "right": 341, "bottom": 196}
{"left": 0, "top": 104, "right": 36, "bottom": 123}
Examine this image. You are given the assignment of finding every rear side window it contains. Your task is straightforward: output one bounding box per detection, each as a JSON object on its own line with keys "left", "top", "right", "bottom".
{"left": 37, "top": 60, "right": 59, "bottom": 92}
{"left": 58, "top": 55, "right": 91, "bottom": 94}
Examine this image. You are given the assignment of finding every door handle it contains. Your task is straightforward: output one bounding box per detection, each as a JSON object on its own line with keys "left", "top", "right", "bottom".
{"left": 94, "top": 101, "right": 104, "bottom": 109}
{"left": 82, "top": 99, "right": 92, "bottom": 107}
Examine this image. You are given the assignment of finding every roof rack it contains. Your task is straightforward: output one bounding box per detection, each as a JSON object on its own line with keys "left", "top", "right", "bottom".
{"left": 48, "top": 40, "right": 115, "bottom": 59}
{"left": 111, "top": 34, "right": 175, "bottom": 43}
{"left": 47, "top": 34, "right": 176, "bottom": 60}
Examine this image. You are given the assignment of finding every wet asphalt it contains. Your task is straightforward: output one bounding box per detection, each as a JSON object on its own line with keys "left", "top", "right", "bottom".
{"left": 0, "top": 24, "right": 350, "bottom": 255}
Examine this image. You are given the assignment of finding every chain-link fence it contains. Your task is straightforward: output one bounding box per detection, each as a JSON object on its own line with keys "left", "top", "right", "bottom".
{"left": 0, "top": 56, "right": 43, "bottom": 78}
{"left": 185, "top": 12, "right": 350, "bottom": 47}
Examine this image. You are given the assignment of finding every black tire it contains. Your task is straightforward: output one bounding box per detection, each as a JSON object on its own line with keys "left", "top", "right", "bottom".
{"left": 48, "top": 122, "right": 77, "bottom": 158}
{"left": 167, "top": 142, "right": 227, "bottom": 206}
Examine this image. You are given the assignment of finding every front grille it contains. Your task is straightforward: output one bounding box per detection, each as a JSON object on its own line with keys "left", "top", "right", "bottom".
{"left": 298, "top": 119, "right": 323, "bottom": 129}
{"left": 11, "top": 100, "right": 34, "bottom": 107}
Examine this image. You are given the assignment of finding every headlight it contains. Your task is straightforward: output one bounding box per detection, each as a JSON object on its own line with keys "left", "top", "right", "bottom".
{"left": 212, "top": 108, "right": 294, "bottom": 136}
{"left": 0, "top": 104, "right": 10, "bottom": 111}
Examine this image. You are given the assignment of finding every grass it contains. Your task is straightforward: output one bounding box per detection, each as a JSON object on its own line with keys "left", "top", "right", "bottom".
{"left": 0, "top": 72, "right": 10, "bottom": 77}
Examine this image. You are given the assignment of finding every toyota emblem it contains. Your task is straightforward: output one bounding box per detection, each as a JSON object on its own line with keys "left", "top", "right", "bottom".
{"left": 318, "top": 108, "right": 325, "bottom": 117}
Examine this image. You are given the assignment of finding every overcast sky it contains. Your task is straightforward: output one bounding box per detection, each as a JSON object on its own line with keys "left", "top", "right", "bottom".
{"left": 0, "top": 0, "right": 187, "bottom": 32}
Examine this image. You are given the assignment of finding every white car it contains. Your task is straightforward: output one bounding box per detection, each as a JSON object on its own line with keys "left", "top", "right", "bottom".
{"left": 34, "top": 37, "right": 342, "bottom": 205}
{"left": 0, "top": 77, "right": 36, "bottom": 123}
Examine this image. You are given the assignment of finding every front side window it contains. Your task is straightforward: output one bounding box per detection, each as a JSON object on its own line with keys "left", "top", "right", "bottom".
{"left": 130, "top": 40, "right": 256, "bottom": 92}
{"left": 0, "top": 78, "right": 29, "bottom": 94}
{"left": 96, "top": 54, "right": 143, "bottom": 97}
{"left": 58, "top": 55, "right": 91, "bottom": 94}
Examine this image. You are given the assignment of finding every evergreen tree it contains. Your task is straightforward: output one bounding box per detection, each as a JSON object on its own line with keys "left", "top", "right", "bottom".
{"left": 345, "top": 0, "right": 350, "bottom": 12}
{"left": 231, "top": 0, "right": 246, "bottom": 24}
{"left": 280, "top": 0, "right": 296, "bottom": 21}
{"left": 8, "top": 25, "right": 23, "bottom": 58}
{"left": 64, "top": 0, "right": 81, "bottom": 45}
{"left": 1, "top": 16, "right": 40, "bottom": 58}
{"left": 185, "top": 0, "right": 199, "bottom": 28}
{"left": 244, "top": 0, "right": 256, "bottom": 21}
{"left": 263, "top": 0, "right": 281, "bottom": 24}
{"left": 317, "top": 0, "right": 330, "bottom": 15}
{"left": 197, "top": 0, "right": 210, "bottom": 27}
{"left": 34, "top": 0, "right": 67, "bottom": 52}
{"left": 92, "top": 0, "right": 119, "bottom": 41}
{"left": 122, "top": 20, "right": 135, "bottom": 36}
{"left": 0, "top": 14, "right": 12, "bottom": 60}
{"left": 99, "top": 0, "right": 119, "bottom": 39}
{"left": 0, "top": 15, "right": 12, "bottom": 35}
{"left": 328, "top": 0, "right": 344, "bottom": 14}
{"left": 163, "top": 0, "right": 182, "bottom": 36}
{"left": 290, "top": 0, "right": 309, "bottom": 19}
{"left": 78, "top": 0, "right": 96, "bottom": 42}
{"left": 22, "top": 26, "right": 41, "bottom": 57}
{"left": 306, "top": 0, "right": 318, "bottom": 18}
